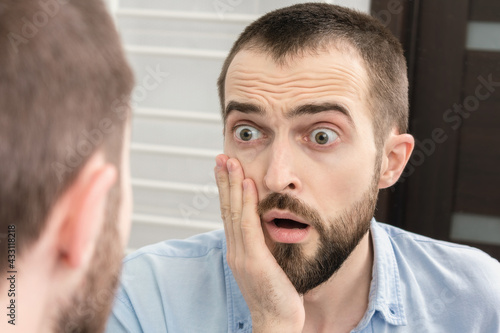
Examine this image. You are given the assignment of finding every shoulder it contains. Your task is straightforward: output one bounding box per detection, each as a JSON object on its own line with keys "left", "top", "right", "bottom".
{"left": 118, "top": 229, "right": 228, "bottom": 297}
{"left": 377, "top": 222, "right": 500, "bottom": 279}
{"left": 375, "top": 222, "right": 500, "bottom": 326}
{"left": 119, "top": 228, "right": 228, "bottom": 291}
{"left": 108, "top": 229, "right": 230, "bottom": 332}
{"left": 124, "top": 228, "right": 226, "bottom": 263}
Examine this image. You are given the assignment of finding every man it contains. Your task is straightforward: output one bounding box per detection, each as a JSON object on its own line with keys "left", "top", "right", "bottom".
{"left": 0, "top": 0, "right": 134, "bottom": 332}
{"left": 107, "top": 3, "right": 500, "bottom": 332}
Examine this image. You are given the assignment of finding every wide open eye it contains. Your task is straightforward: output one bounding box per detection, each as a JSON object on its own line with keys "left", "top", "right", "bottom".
{"left": 310, "top": 128, "right": 338, "bottom": 145}
{"left": 235, "top": 125, "right": 262, "bottom": 142}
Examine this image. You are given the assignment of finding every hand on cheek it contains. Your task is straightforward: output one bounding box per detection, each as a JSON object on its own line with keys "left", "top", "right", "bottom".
{"left": 214, "top": 154, "right": 305, "bottom": 333}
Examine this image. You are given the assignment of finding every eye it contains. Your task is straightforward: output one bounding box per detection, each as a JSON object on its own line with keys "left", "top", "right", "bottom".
{"left": 235, "top": 125, "right": 262, "bottom": 142}
{"left": 310, "top": 128, "right": 338, "bottom": 145}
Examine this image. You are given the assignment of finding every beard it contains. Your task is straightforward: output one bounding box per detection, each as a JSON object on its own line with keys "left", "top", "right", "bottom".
{"left": 257, "top": 165, "right": 380, "bottom": 295}
{"left": 55, "top": 184, "right": 124, "bottom": 332}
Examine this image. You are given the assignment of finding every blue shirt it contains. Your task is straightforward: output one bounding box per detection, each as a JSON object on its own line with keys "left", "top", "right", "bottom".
{"left": 106, "top": 220, "right": 500, "bottom": 332}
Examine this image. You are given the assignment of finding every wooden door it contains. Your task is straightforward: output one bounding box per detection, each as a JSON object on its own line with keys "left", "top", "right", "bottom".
{"left": 372, "top": 0, "right": 500, "bottom": 260}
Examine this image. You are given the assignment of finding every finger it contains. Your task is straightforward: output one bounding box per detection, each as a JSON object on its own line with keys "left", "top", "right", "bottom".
{"left": 215, "top": 154, "right": 232, "bottom": 250}
{"left": 227, "top": 158, "right": 245, "bottom": 258}
{"left": 240, "top": 178, "right": 267, "bottom": 258}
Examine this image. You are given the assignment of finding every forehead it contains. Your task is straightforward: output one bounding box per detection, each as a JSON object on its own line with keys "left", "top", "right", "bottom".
{"left": 224, "top": 46, "right": 371, "bottom": 118}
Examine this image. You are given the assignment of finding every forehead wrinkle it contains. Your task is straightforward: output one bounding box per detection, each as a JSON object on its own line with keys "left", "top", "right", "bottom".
{"left": 230, "top": 82, "right": 361, "bottom": 108}
{"left": 228, "top": 69, "right": 365, "bottom": 101}
{"left": 225, "top": 49, "right": 371, "bottom": 122}
{"left": 230, "top": 77, "right": 361, "bottom": 97}
{"left": 229, "top": 68, "right": 363, "bottom": 85}
{"left": 228, "top": 57, "right": 366, "bottom": 81}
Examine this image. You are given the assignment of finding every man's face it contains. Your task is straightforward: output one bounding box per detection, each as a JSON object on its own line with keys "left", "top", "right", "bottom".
{"left": 223, "top": 47, "right": 381, "bottom": 293}
{"left": 57, "top": 124, "right": 133, "bottom": 332}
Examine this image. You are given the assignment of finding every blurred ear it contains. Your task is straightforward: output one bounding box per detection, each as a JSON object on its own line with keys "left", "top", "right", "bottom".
{"left": 378, "top": 131, "right": 414, "bottom": 189}
{"left": 54, "top": 152, "right": 117, "bottom": 269}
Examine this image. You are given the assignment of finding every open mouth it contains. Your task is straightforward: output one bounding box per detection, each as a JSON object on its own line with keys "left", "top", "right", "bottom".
{"left": 262, "top": 210, "right": 311, "bottom": 243}
{"left": 274, "top": 218, "right": 309, "bottom": 230}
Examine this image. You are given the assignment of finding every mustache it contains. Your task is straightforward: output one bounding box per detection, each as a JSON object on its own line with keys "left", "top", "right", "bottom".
{"left": 257, "top": 193, "right": 323, "bottom": 229}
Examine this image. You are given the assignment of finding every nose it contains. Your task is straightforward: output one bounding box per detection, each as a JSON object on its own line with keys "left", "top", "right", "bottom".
{"left": 263, "top": 139, "right": 302, "bottom": 193}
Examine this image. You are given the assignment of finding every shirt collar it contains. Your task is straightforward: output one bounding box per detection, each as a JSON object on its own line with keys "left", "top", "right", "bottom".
{"left": 356, "top": 219, "right": 407, "bottom": 329}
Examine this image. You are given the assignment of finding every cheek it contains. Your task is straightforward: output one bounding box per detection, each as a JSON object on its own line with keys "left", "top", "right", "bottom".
{"left": 224, "top": 138, "right": 261, "bottom": 169}
{"left": 224, "top": 142, "right": 267, "bottom": 195}
{"left": 234, "top": 149, "right": 260, "bottom": 167}
{"left": 239, "top": 153, "right": 266, "bottom": 188}
{"left": 307, "top": 155, "right": 374, "bottom": 210}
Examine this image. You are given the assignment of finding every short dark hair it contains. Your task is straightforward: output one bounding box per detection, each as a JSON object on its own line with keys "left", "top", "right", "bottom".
{"left": 0, "top": 0, "right": 134, "bottom": 268}
{"left": 217, "top": 3, "right": 408, "bottom": 148}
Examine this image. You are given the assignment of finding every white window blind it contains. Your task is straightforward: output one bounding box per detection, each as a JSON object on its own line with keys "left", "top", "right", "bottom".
{"left": 107, "top": 0, "right": 371, "bottom": 252}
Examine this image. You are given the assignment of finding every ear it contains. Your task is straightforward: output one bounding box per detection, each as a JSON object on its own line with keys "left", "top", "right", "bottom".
{"left": 378, "top": 131, "right": 415, "bottom": 189}
{"left": 56, "top": 152, "right": 117, "bottom": 269}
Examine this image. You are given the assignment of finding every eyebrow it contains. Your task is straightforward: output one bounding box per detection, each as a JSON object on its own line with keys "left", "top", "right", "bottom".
{"left": 225, "top": 101, "right": 265, "bottom": 118}
{"left": 288, "top": 103, "right": 354, "bottom": 127}
{"left": 225, "top": 101, "right": 354, "bottom": 127}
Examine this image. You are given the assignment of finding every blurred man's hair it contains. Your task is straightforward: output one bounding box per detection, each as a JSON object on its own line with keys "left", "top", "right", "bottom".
{"left": 217, "top": 3, "right": 408, "bottom": 148}
{"left": 0, "top": 0, "right": 134, "bottom": 270}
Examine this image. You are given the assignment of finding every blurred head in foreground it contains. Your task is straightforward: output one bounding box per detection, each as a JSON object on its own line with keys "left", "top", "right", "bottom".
{"left": 0, "top": 0, "right": 134, "bottom": 331}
